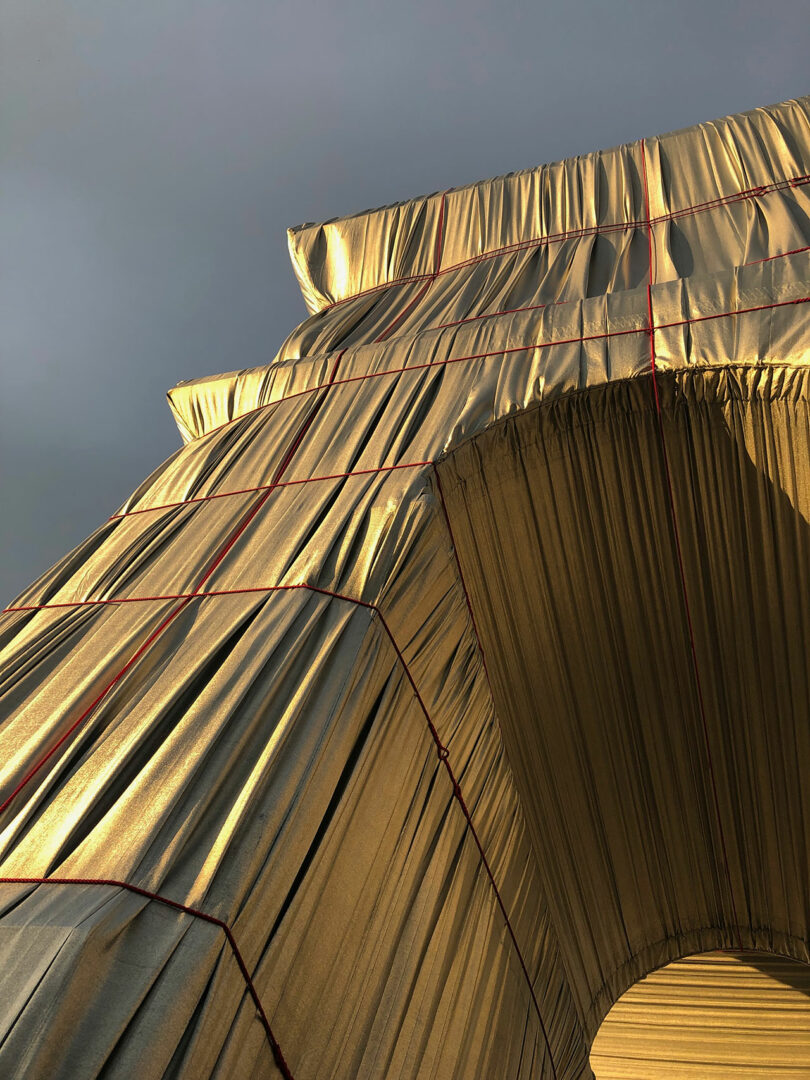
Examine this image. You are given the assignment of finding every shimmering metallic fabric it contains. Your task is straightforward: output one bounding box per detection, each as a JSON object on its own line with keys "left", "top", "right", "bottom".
{"left": 2, "top": 96, "right": 810, "bottom": 1078}
{"left": 590, "top": 952, "right": 810, "bottom": 1077}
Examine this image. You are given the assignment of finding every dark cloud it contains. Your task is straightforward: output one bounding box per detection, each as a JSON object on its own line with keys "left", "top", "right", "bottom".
{"left": 2, "top": 0, "right": 808, "bottom": 602}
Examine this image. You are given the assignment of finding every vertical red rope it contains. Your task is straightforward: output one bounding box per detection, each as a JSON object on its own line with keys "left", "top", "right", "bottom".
{"left": 641, "top": 140, "right": 743, "bottom": 952}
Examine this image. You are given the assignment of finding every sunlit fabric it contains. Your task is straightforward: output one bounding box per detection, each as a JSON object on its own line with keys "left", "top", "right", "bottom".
{"left": 1, "top": 95, "right": 810, "bottom": 1079}
{"left": 590, "top": 952, "right": 810, "bottom": 1078}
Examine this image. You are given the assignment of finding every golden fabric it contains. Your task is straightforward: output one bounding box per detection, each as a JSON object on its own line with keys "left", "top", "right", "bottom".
{"left": 1, "top": 96, "right": 810, "bottom": 1078}
{"left": 590, "top": 952, "right": 810, "bottom": 1077}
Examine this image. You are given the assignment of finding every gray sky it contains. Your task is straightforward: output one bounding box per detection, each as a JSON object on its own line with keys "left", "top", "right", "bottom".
{"left": 2, "top": 0, "right": 808, "bottom": 604}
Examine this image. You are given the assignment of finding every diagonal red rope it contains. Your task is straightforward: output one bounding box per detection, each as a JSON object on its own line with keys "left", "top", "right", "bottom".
{"left": 0, "top": 351, "right": 347, "bottom": 820}
{"left": 0, "top": 876, "right": 294, "bottom": 1079}
{"left": 429, "top": 237, "right": 807, "bottom": 331}
{"left": 372, "top": 192, "right": 447, "bottom": 343}
{"left": 641, "top": 140, "right": 744, "bottom": 952}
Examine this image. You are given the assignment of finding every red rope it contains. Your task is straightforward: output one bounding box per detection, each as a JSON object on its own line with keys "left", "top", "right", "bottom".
{"left": 434, "top": 192, "right": 447, "bottom": 274}
{"left": 743, "top": 244, "right": 810, "bottom": 266}
{"left": 192, "top": 398, "right": 323, "bottom": 593}
{"left": 319, "top": 171, "right": 810, "bottom": 311}
{"left": 432, "top": 299, "right": 549, "bottom": 331}
{"left": 641, "top": 140, "right": 744, "bottom": 953}
{"left": 5, "top": 586, "right": 286, "bottom": 613}
{"left": 0, "top": 876, "right": 293, "bottom": 1079}
{"left": 0, "top": 599, "right": 193, "bottom": 813}
{"left": 0, "top": 294, "right": 801, "bottom": 543}
{"left": 373, "top": 279, "right": 435, "bottom": 343}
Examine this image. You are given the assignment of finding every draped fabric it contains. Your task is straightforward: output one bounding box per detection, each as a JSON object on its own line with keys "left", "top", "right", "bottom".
{"left": 590, "top": 952, "right": 810, "bottom": 1078}
{"left": 1, "top": 96, "right": 809, "bottom": 1078}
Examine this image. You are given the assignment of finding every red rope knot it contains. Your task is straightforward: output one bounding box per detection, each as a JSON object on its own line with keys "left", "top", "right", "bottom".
{"left": 437, "top": 744, "right": 450, "bottom": 762}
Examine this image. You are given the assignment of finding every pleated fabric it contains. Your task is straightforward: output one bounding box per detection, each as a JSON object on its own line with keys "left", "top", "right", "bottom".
{"left": 1, "top": 95, "right": 810, "bottom": 1078}
{"left": 590, "top": 952, "right": 810, "bottom": 1078}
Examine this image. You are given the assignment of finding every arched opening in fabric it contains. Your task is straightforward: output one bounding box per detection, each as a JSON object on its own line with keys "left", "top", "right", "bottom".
{"left": 435, "top": 367, "right": 810, "bottom": 1073}
{"left": 589, "top": 948, "right": 810, "bottom": 1078}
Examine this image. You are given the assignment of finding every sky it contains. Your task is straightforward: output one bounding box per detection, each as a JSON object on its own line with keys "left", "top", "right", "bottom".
{"left": 1, "top": 0, "right": 808, "bottom": 604}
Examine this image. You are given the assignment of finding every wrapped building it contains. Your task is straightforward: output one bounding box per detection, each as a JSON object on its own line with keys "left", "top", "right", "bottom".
{"left": 1, "top": 95, "right": 810, "bottom": 1077}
